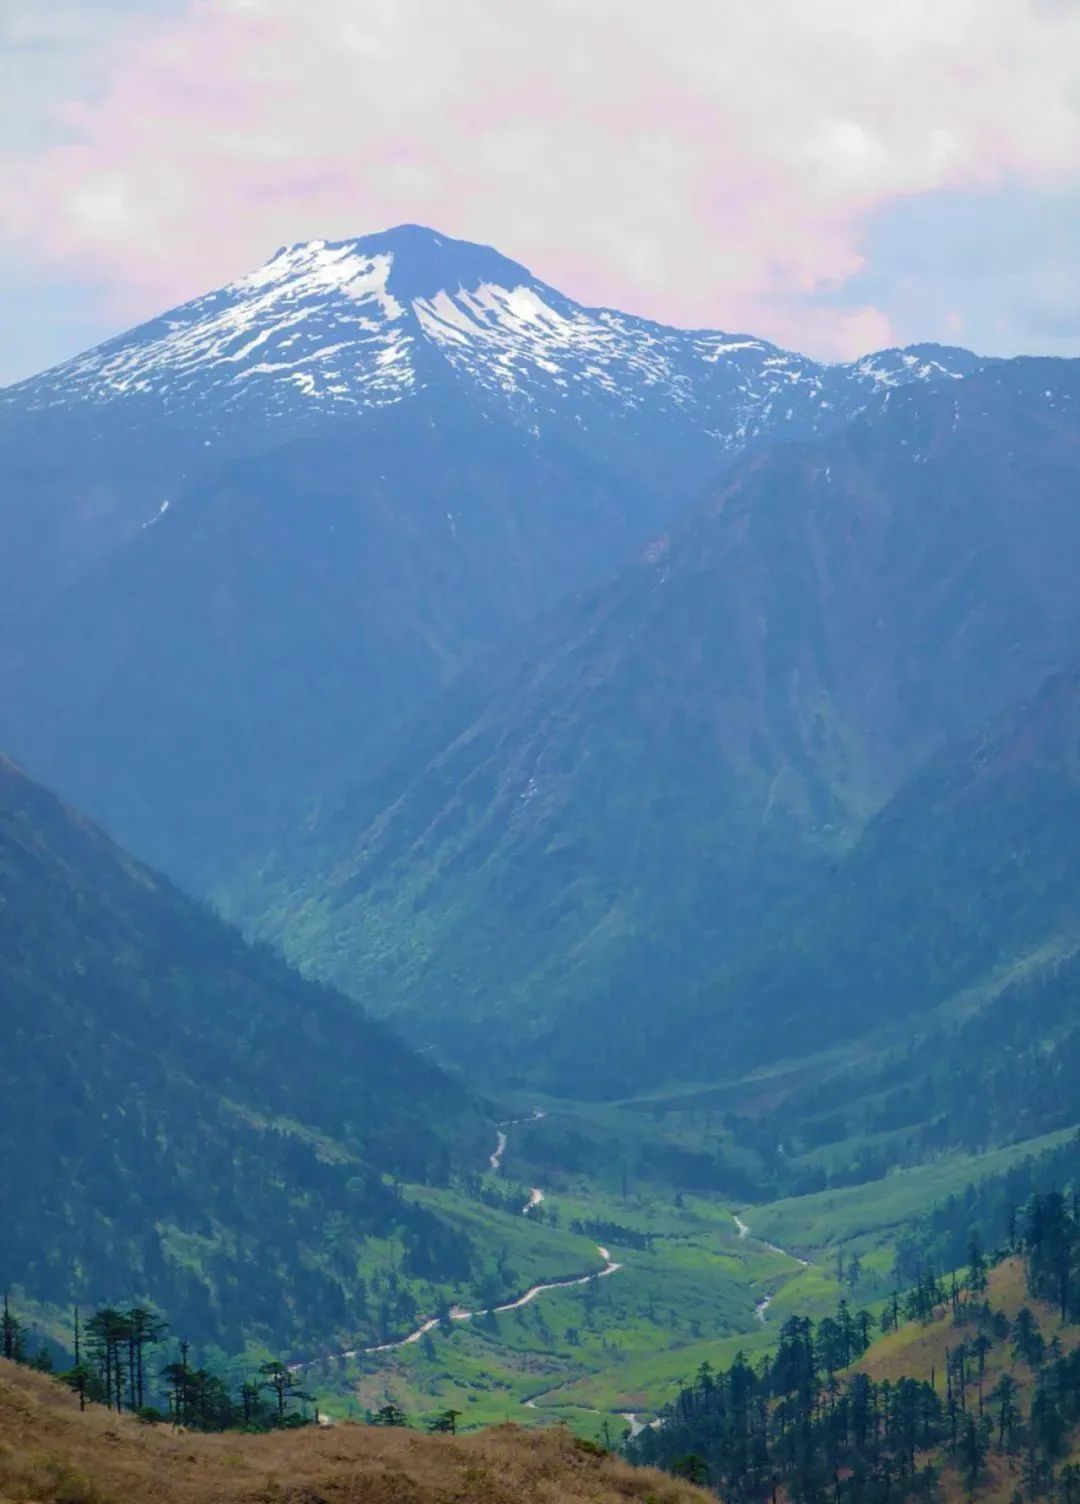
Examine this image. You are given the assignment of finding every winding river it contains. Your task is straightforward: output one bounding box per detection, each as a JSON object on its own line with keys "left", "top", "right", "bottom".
{"left": 734, "top": 1210, "right": 810, "bottom": 1322}
{"left": 298, "top": 1110, "right": 622, "bottom": 1368}
{"left": 299, "top": 1123, "right": 810, "bottom": 1439}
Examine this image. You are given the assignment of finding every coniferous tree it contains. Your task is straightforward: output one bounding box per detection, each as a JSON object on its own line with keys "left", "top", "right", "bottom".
{"left": 1, "top": 1292, "right": 24, "bottom": 1362}
{"left": 372, "top": 1402, "right": 408, "bottom": 1427}
{"left": 127, "top": 1307, "right": 168, "bottom": 1410}
{"left": 257, "top": 1359, "right": 308, "bottom": 1424}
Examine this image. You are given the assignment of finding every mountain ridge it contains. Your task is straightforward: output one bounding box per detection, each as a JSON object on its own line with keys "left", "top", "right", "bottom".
{"left": 2, "top": 223, "right": 978, "bottom": 432}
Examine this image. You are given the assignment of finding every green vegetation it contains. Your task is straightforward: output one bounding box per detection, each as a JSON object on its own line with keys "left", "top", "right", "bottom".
{"left": 8, "top": 661, "right": 1080, "bottom": 1462}
{"left": 746, "top": 1132, "right": 1080, "bottom": 1260}
{"left": 10, "top": 744, "right": 1080, "bottom": 1455}
{"left": 300, "top": 1114, "right": 852, "bottom": 1430}
{"left": 292, "top": 1082, "right": 1080, "bottom": 1435}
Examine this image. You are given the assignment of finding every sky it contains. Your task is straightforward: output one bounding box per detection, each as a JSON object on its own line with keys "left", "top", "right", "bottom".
{"left": 2, "top": 0, "right": 1080, "bottom": 384}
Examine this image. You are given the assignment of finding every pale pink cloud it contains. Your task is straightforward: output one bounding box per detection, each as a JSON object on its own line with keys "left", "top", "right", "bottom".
{"left": 4, "top": 0, "right": 1080, "bottom": 359}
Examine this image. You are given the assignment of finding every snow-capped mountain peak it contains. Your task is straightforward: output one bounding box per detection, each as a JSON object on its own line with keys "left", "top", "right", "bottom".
{"left": 2, "top": 224, "right": 983, "bottom": 451}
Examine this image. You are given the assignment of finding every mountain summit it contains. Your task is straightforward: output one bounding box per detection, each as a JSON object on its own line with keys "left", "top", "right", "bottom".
{"left": 0, "top": 225, "right": 984, "bottom": 886}
{"left": 3, "top": 222, "right": 978, "bottom": 438}
{"left": 314, "top": 222, "right": 536, "bottom": 297}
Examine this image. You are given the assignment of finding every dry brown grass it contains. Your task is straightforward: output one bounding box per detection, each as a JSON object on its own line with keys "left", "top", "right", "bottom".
{"left": 855, "top": 1258, "right": 1077, "bottom": 1391}
{"left": 0, "top": 1361, "right": 710, "bottom": 1504}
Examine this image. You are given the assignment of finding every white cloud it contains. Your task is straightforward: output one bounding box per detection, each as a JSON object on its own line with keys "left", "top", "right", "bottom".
{"left": 2, "top": 0, "right": 1079, "bottom": 369}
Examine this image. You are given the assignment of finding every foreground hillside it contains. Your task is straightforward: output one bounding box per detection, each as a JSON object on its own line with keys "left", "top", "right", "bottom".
{"left": 637, "top": 1250, "right": 1080, "bottom": 1503}
{"left": 0, "top": 1362, "right": 707, "bottom": 1504}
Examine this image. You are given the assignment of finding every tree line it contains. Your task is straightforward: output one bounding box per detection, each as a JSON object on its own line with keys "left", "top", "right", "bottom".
{"left": 1, "top": 1296, "right": 315, "bottom": 1431}
{"left": 1, "top": 1294, "right": 465, "bottom": 1438}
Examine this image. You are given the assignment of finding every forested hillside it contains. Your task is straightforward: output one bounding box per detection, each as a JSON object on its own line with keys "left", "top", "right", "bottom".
{"left": 637, "top": 1202, "right": 1080, "bottom": 1504}
{"left": 0, "top": 754, "right": 490, "bottom": 1353}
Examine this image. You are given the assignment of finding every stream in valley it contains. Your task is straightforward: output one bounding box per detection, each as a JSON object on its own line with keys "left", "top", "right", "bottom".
{"left": 300, "top": 1119, "right": 811, "bottom": 1437}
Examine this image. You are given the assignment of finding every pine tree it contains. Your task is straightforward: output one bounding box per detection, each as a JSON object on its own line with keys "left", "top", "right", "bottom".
{"left": 966, "top": 1232, "right": 988, "bottom": 1298}
{"left": 258, "top": 1359, "right": 300, "bottom": 1423}
{"left": 1, "top": 1293, "right": 23, "bottom": 1362}
{"left": 372, "top": 1402, "right": 408, "bottom": 1427}
{"left": 127, "top": 1307, "right": 168, "bottom": 1411}
{"left": 993, "top": 1373, "right": 1020, "bottom": 1453}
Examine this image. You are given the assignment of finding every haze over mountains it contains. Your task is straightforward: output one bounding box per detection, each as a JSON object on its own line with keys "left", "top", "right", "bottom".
{"left": 6, "top": 220, "right": 1080, "bottom": 1470}
{"left": 0, "top": 224, "right": 977, "bottom": 889}
{"left": 3, "top": 223, "right": 1077, "bottom": 1102}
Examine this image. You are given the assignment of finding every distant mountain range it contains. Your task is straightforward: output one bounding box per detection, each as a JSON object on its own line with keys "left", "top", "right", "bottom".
{"left": 0, "top": 224, "right": 977, "bottom": 887}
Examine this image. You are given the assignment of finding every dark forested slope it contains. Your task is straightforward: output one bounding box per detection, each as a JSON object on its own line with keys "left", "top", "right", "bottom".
{"left": 0, "top": 754, "right": 489, "bottom": 1352}
{"left": 636, "top": 1244, "right": 1080, "bottom": 1504}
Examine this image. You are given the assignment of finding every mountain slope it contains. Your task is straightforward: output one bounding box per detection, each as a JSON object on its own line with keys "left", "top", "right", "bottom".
{"left": 677, "top": 663, "right": 1080, "bottom": 1079}
{"left": 0, "top": 398, "right": 667, "bottom": 882}
{"left": 0, "top": 753, "right": 489, "bottom": 1352}
{"left": 635, "top": 1254, "right": 1080, "bottom": 1504}
{"left": 0, "top": 225, "right": 976, "bottom": 886}
{"left": 238, "top": 358, "right": 1080, "bottom": 1092}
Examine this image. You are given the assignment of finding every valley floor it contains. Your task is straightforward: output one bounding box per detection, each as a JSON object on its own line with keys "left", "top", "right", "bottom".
{"left": 310, "top": 1111, "right": 842, "bottom": 1432}
{"left": 313, "top": 1102, "right": 1080, "bottom": 1439}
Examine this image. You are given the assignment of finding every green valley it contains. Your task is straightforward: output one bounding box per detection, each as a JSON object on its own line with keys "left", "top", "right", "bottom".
{"left": 298, "top": 1084, "right": 1080, "bottom": 1441}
